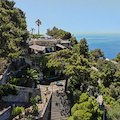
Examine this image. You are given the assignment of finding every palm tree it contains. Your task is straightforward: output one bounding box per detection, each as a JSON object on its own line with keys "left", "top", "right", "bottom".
{"left": 31, "top": 28, "right": 35, "bottom": 35}
{"left": 35, "top": 19, "right": 41, "bottom": 35}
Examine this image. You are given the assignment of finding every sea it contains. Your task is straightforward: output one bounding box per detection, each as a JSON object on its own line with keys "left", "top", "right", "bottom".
{"left": 74, "top": 33, "right": 120, "bottom": 59}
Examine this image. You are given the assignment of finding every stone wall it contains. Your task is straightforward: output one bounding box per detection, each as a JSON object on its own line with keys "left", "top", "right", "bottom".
{"left": 40, "top": 92, "right": 52, "bottom": 120}
{"left": 0, "top": 106, "right": 11, "bottom": 120}
{"left": 2, "top": 86, "right": 41, "bottom": 103}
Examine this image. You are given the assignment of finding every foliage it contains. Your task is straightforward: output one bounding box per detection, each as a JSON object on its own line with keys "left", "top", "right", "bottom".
{"left": 103, "top": 95, "right": 115, "bottom": 108}
{"left": 12, "top": 106, "right": 24, "bottom": 116}
{"left": 47, "top": 39, "right": 98, "bottom": 93}
{"left": 90, "top": 49, "right": 104, "bottom": 61}
{"left": 0, "top": 0, "right": 29, "bottom": 59}
{"left": 30, "top": 97, "right": 38, "bottom": 104}
{"left": 0, "top": 83, "right": 18, "bottom": 99}
{"left": 32, "top": 34, "right": 42, "bottom": 39}
{"left": 90, "top": 70, "right": 99, "bottom": 87}
{"left": 10, "top": 78, "right": 21, "bottom": 84}
{"left": 64, "top": 54, "right": 93, "bottom": 93}
{"left": 69, "top": 93, "right": 103, "bottom": 120}
{"left": 9, "top": 68, "right": 39, "bottom": 87}
{"left": 39, "top": 55, "right": 50, "bottom": 79}
{"left": 115, "top": 52, "right": 120, "bottom": 63}
{"left": 47, "top": 49, "right": 72, "bottom": 70}
{"left": 107, "top": 104, "right": 120, "bottom": 120}
{"left": 97, "top": 60, "right": 118, "bottom": 87}
{"left": 46, "top": 26, "right": 71, "bottom": 40}
{"left": 35, "top": 19, "right": 41, "bottom": 35}
{"left": 30, "top": 95, "right": 40, "bottom": 104}
{"left": 72, "top": 90, "right": 81, "bottom": 103}
{"left": 72, "top": 38, "right": 89, "bottom": 58}
{"left": 32, "top": 104, "right": 38, "bottom": 114}
{"left": 69, "top": 37, "right": 78, "bottom": 46}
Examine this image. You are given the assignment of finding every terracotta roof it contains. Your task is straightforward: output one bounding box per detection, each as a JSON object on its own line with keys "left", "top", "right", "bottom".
{"left": 29, "top": 45, "right": 45, "bottom": 51}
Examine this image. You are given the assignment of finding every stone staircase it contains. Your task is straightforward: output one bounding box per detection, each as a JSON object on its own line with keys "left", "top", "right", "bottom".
{"left": 51, "top": 90, "right": 70, "bottom": 120}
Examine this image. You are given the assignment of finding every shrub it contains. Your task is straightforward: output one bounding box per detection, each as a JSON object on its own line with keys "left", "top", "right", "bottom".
{"left": 32, "top": 104, "right": 38, "bottom": 114}
{"left": 12, "top": 106, "right": 24, "bottom": 116}
{"left": 0, "top": 83, "right": 18, "bottom": 99}
{"left": 30, "top": 97, "right": 37, "bottom": 104}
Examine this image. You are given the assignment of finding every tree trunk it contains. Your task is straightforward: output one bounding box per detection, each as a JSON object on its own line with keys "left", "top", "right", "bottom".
{"left": 38, "top": 25, "right": 40, "bottom": 35}
{"left": 65, "top": 77, "right": 68, "bottom": 92}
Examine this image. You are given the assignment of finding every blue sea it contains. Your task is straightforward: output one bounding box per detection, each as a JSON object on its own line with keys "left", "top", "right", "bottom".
{"left": 74, "top": 33, "right": 120, "bottom": 59}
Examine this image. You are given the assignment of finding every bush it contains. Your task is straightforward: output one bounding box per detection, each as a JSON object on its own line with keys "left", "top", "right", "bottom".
{"left": 12, "top": 106, "right": 24, "bottom": 116}
{"left": 30, "top": 97, "right": 37, "bottom": 104}
{"left": 32, "top": 104, "right": 38, "bottom": 114}
{"left": 0, "top": 83, "right": 18, "bottom": 99}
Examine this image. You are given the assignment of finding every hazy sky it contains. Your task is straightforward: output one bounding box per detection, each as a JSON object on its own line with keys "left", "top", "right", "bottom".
{"left": 11, "top": 0, "right": 120, "bottom": 34}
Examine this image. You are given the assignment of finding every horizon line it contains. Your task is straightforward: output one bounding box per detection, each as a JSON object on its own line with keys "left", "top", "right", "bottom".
{"left": 33, "top": 31, "right": 120, "bottom": 35}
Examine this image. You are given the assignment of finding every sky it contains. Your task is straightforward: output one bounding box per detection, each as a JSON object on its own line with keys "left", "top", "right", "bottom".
{"left": 11, "top": 0, "right": 120, "bottom": 34}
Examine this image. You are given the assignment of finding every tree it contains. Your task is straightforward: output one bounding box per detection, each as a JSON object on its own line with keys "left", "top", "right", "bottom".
{"left": 107, "top": 104, "right": 120, "bottom": 120}
{"left": 90, "top": 49, "right": 104, "bottom": 61}
{"left": 9, "top": 68, "right": 39, "bottom": 87}
{"left": 46, "top": 26, "right": 72, "bottom": 39}
{"left": 69, "top": 37, "right": 78, "bottom": 46}
{"left": 101, "top": 61, "right": 118, "bottom": 87}
{"left": 35, "top": 19, "right": 41, "bottom": 35}
{"left": 47, "top": 49, "right": 72, "bottom": 70}
{"left": 64, "top": 54, "right": 91, "bottom": 92}
{"left": 69, "top": 93, "right": 103, "bottom": 120}
{"left": 0, "top": 0, "right": 29, "bottom": 59}
{"left": 115, "top": 52, "right": 120, "bottom": 63}
{"left": 72, "top": 38, "right": 89, "bottom": 58}
{"left": 31, "top": 28, "right": 35, "bottom": 35}
{"left": 39, "top": 55, "right": 50, "bottom": 79}
{"left": 47, "top": 49, "right": 72, "bottom": 91}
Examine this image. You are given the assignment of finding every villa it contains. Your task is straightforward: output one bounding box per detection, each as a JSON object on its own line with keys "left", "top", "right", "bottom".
{"left": 28, "top": 38, "right": 71, "bottom": 56}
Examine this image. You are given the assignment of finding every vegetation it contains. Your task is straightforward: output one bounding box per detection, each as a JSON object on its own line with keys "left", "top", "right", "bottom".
{"left": 1, "top": 2, "right": 120, "bottom": 118}
{"left": 46, "top": 26, "right": 77, "bottom": 46}
{"left": 107, "top": 104, "right": 120, "bottom": 120}
{"left": 0, "top": 0, "right": 29, "bottom": 59}
{"left": 115, "top": 52, "right": 120, "bottom": 63}
{"left": 9, "top": 68, "right": 39, "bottom": 87}
{"left": 68, "top": 93, "right": 103, "bottom": 120}
{"left": 0, "top": 58, "right": 9, "bottom": 74}
{"left": 12, "top": 106, "right": 24, "bottom": 116}
{"left": 90, "top": 49, "right": 104, "bottom": 61}
{"left": 32, "top": 104, "right": 38, "bottom": 114}
{"left": 47, "top": 36, "right": 120, "bottom": 119}
{"left": 0, "top": 83, "right": 18, "bottom": 99}
{"left": 30, "top": 95, "right": 40, "bottom": 104}
{"left": 35, "top": 19, "right": 41, "bottom": 35}
{"left": 72, "top": 38, "right": 89, "bottom": 58}
{"left": 30, "top": 96, "right": 39, "bottom": 114}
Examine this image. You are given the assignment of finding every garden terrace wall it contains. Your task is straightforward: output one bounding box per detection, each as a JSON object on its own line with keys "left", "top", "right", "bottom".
{"left": 2, "top": 86, "right": 41, "bottom": 103}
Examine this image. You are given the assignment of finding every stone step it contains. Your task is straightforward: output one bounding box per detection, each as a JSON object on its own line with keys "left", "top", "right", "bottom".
{"left": 51, "top": 91, "right": 70, "bottom": 120}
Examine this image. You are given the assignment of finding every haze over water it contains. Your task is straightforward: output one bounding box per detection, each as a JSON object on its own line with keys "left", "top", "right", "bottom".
{"left": 74, "top": 33, "right": 120, "bottom": 59}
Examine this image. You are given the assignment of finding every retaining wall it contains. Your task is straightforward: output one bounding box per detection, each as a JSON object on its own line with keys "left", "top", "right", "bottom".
{"left": 0, "top": 106, "right": 11, "bottom": 120}
{"left": 2, "top": 86, "right": 41, "bottom": 103}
